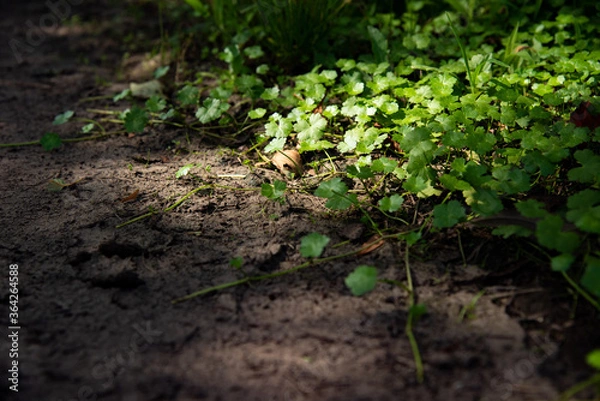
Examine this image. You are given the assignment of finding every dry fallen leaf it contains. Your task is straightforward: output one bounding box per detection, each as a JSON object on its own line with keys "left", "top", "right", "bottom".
{"left": 271, "top": 149, "right": 303, "bottom": 176}
{"left": 356, "top": 234, "right": 385, "bottom": 256}
{"left": 120, "top": 189, "right": 140, "bottom": 203}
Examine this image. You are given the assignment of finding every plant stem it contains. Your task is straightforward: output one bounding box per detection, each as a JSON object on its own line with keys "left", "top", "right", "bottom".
{"left": 403, "top": 242, "right": 424, "bottom": 383}
{"left": 172, "top": 248, "right": 364, "bottom": 304}
{"left": 558, "top": 373, "right": 600, "bottom": 401}
{"left": 447, "top": 13, "right": 476, "bottom": 94}
{"left": 561, "top": 271, "right": 600, "bottom": 311}
{"left": 116, "top": 185, "right": 211, "bottom": 228}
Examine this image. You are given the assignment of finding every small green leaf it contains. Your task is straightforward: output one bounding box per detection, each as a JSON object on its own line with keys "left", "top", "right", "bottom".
{"left": 345, "top": 81, "right": 364, "bottom": 96}
{"left": 243, "top": 45, "right": 264, "bottom": 59}
{"left": 550, "top": 253, "right": 575, "bottom": 272}
{"left": 463, "top": 188, "right": 503, "bottom": 216}
{"left": 52, "top": 110, "right": 74, "bottom": 125}
{"left": 439, "top": 174, "right": 473, "bottom": 191}
{"left": 248, "top": 108, "right": 267, "bottom": 119}
{"left": 403, "top": 176, "right": 440, "bottom": 198}
{"left": 586, "top": 349, "right": 600, "bottom": 370}
{"left": 345, "top": 265, "right": 378, "bottom": 296}
{"left": 326, "top": 192, "right": 358, "bottom": 210}
{"left": 124, "top": 106, "right": 149, "bottom": 133}
{"left": 159, "top": 108, "right": 176, "bottom": 120}
{"left": 314, "top": 178, "right": 357, "bottom": 210}
{"left": 433, "top": 200, "right": 466, "bottom": 228}
{"left": 261, "top": 86, "right": 280, "bottom": 100}
{"left": 314, "top": 178, "right": 348, "bottom": 199}
{"left": 256, "top": 64, "right": 269, "bottom": 75}
{"left": 347, "top": 164, "right": 374, "bottom": 179}
{"left": 40, "top": 133, "right": 62, "bottom": 151}
{"left": 261, "top": 180, "right": 286, "bottom": 200}
{"left": 175, "top": 163, "right": 195, "bottom": 179}
{"left": 581, "top": 257, "right": 600, "bottom": 298}
{"left": 177, "top": 85, "right": 199, "bottom": 106}
{"left": 372, "top": 157, "right": 398, "bottom": 174}
{"left": 113, "top": 88, "right": 131, "bottom": 102}
{"left": 536, "top": 215, "right": 581, "bottom": 254}
{"left": 196, "top": 98, "right": 230, "bottom": 124}
{"left": 566, "top": 190, "right": 600, "bottom": 234}
{"left": 154, "top": 65, "right": 170, "bottom": 79}
{"left": 300, "top": 232, "right": 330, "bottom": 258}
{"left": 409, "top": 303, "right": 428, "bottom": 320}
{"left": 516, "top": 199, "right": 548, "bottom": 218}
{"left": 568, "top": 149, "right": 600, "bottom": 185}
{"left": 229, "top": 256, "right": 244, "bottom": 269}
{"left": 81, "top": 123, "right": 94, "bottom": 134}
{"left": 146, "top": 95, "right": 167, "bottom": 113}
{"left": 379, "top": 194, "right": 404, "bottom": 212}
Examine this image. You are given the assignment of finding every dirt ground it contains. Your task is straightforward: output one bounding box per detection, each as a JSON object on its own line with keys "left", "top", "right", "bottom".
{"left": 1, "top": 1, "right": 599, "bottom": 401}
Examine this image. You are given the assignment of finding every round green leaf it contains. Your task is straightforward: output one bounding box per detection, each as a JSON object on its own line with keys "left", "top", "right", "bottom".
{"left": 345, "top": 266, "right": 378, "bottom": 296}
{"left": 586, "top": 349, "right": 600, "bottom": 370}
{"left": 40, "top": 133, "right": 62, "bottom": 151}
{"left": 300, "top": 232, "right": 330, "bottom": 258}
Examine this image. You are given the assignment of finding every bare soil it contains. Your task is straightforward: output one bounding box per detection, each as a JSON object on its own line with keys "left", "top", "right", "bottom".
{"left": 1, "top": 1, "right": 599, "bottom": 401}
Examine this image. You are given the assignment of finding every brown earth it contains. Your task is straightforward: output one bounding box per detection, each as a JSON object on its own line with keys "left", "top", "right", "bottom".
{"left": 1, "top": 1, "right": 599, "bottom": 401}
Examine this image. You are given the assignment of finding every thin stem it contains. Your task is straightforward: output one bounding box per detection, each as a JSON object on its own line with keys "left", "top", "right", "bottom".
{"left": 172, "top": 248, "right": 366, "bottom": 304}
{"left": 403, "top": 242, "right": 424, "bottom": 383}
{"left": 558, "top": 373, "right": 600, "bottom": 401}
{"left": 116, "top": 185, "right": 211, "bottom": 228}
{"left": 561, "top": 271, "right": 600, "bottom": 311}
{"left": 457, "top": 230, "right": 467, "bottom": 268}
{"left": 447, "top": 13, "right": 476, "bottom": 94}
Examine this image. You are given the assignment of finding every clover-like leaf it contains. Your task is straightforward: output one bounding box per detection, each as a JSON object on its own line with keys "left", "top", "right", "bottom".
{"left": 124, "top": 106, "right": 149, "bottom": 133}
{"left": 196, "top": 98, "right": 230, "bottom": 124}
{"left": 315, "top": 177, "right": 348, "bottom": 199}
{"left": 516, "top": 199, "right": 548, "bottom": 218}
{"left": 587, "top": 349, "right": 600, "bottom": 370}
{"left": 372, "top": 157, "right": 398, "bottom": 174}
{"left": 345, "top": 265, "right": 378, "bottom": 296}
{"left": 229, "top": 256, "right": 244, "bottom": 269}
{"left": 314, "top": 178, "right": 357, "bottom": 210}
{"left": 146, "top": 95, "right": 167, "bottom": 113}
{"left": 52, "top": 110, "right": 74, "bottom": 125}
{"left": 581, "top": 257, "right": 600, "bottom": 298}
{"left": 40, "top": 132, "right": 62, "bottom": 151}
{"left": 261, "top": 180, "right": 286, "bottom": 200}
{"left": 463, "top": 188, "right": 503, "bottom": 216}
{"left": 113, "top": 88, "right": 131, "bottom": 102}
{"left": 177, "top": 85, "right": 199, "bottom": 106}
{"left": 433, "top": 200, "right": 466, "bottom": 228}
{"left": 248, "top": 108, "right": 267, "bottom": 119}
{"left": 550, "top": 253, "right": 575, "bottom": 272}
{"left": 378, "top": 194, "right": 404, "bottom": 212}
{"left": 300, "top": 232, "right": 330, "bottom": 258}
{"left": 175, "top": 163, "right": 196, "bottom": 179}
{"left": 326, "top": 192, "right": 358, "bottom": 210}
{"left": 536, "top": 215, "right": 581, "bottom": 254}
{"left": 568, "top": 149, "right": 600, "bottom": 185}
{"left": 347, "top": 164, "right": 374, "bottom": 179}
{"left": 153, "top": 65, "right": 170, "bottom": 79}
{"left": 81, "top": 123, "right": 94, "bottom": 134}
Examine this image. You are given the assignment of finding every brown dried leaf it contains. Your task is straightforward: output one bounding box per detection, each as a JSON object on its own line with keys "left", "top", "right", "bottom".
{"left": 271, "top": 149, "right": 303, "bottom": 176}
{"left": 120, "top": 189, "right": 140, "bottom": 203}
{"left": 357, "top": 234, "right": 385, "bottom": 256}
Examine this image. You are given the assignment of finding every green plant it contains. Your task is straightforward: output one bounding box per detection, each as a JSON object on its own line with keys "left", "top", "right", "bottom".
{"left": 558, "top": 349, "right": 600, "bottom": 400}
{"left": 256, "top": 0, "right": 348, "bottom": 70}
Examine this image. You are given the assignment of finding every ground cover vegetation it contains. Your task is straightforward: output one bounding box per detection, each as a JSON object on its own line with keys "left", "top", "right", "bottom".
{"left": 6, "top": 0, "right": 600, "bottom": 395}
